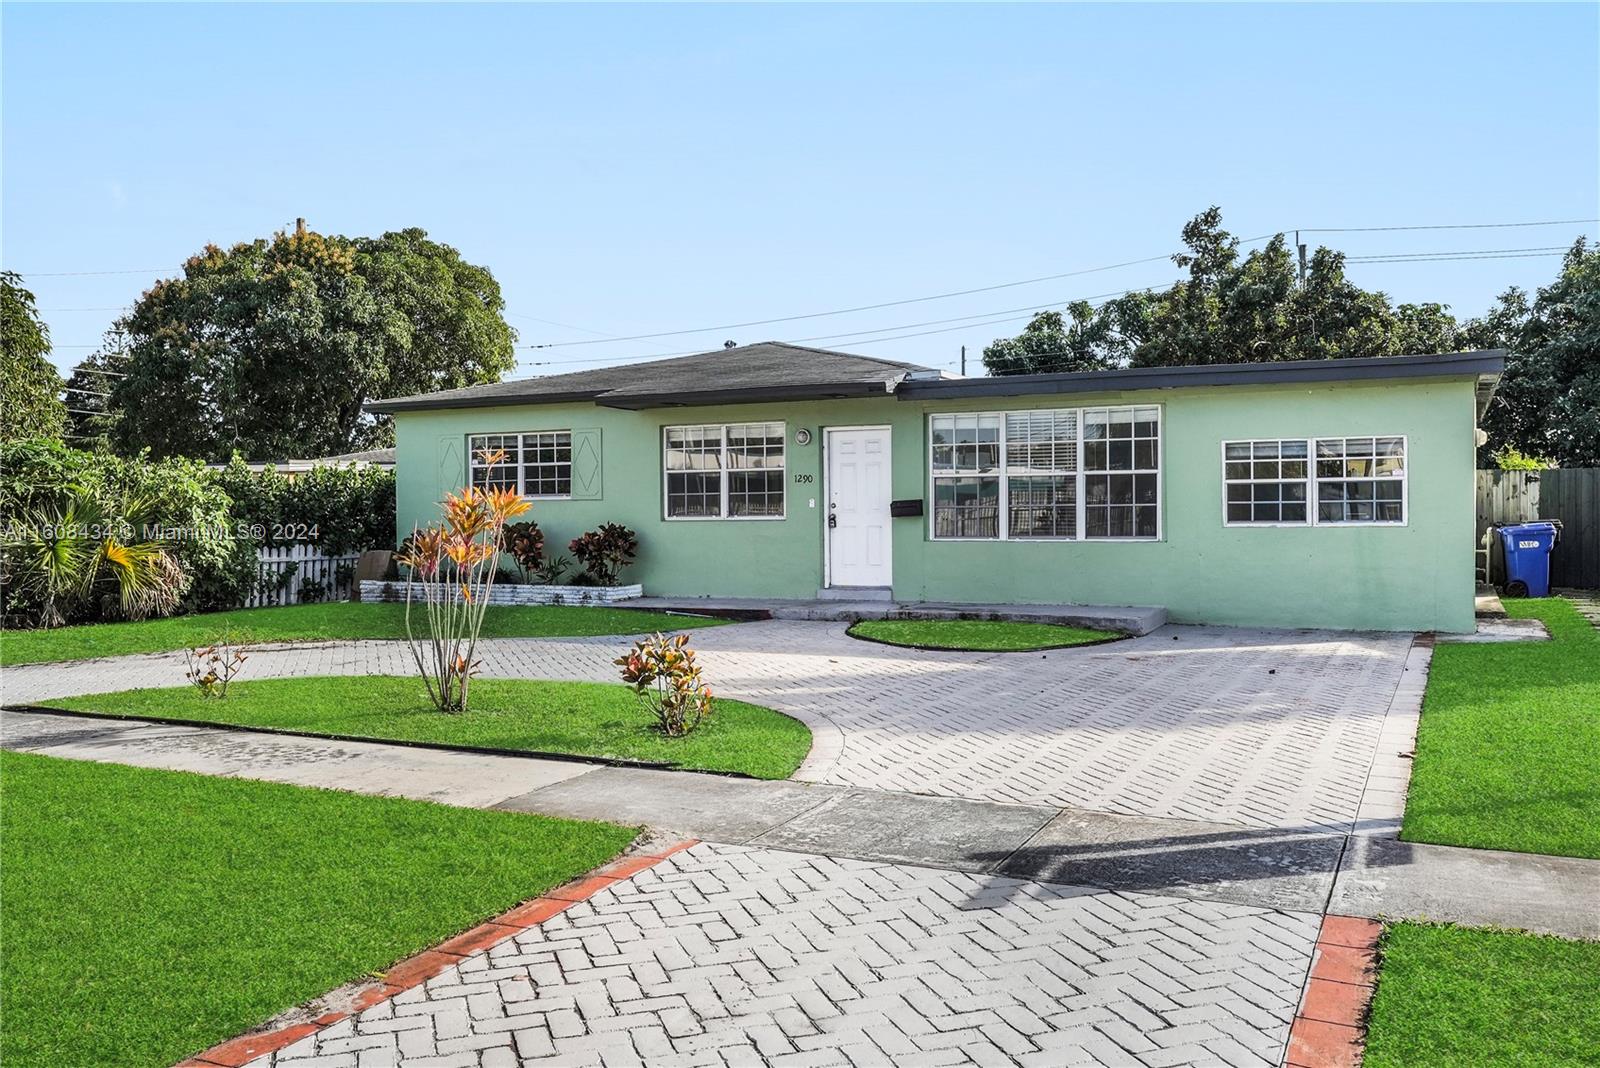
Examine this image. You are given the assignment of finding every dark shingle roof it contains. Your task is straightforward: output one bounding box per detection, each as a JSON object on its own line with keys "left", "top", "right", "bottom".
{"left": 367, "top": 342, "right": 934, "bottom": 414}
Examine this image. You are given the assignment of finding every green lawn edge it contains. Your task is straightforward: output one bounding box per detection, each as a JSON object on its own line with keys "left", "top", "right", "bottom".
{"left": 1363, "top": 922, "right": 1600, "bottom": 1068}
{"left": 41, "top": 675, "right": 811, "bottom": 780}
{"left": 0, "top": 751, "right": 637, "bottom": 1068}
{"left": 847, "top": 617, "right": 1123, "bottom": 652}
{"left": 1401, "top": 597, "right": 1600, "bottom": 860}
{"left": 0, "top": 601, "right": 727, "bottom": 666}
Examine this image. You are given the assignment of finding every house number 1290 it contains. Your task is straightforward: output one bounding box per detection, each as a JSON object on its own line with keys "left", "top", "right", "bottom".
{"left": 794, "top": 473, "right": 814, "bottom": 484}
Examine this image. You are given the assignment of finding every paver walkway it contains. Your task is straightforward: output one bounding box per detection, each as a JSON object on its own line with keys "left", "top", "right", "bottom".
{"left": 239, "top": 842, "right": 1320, "bottom": 1068}
{"left": 1, "top": 620, "right": 1417, "bottom": 832}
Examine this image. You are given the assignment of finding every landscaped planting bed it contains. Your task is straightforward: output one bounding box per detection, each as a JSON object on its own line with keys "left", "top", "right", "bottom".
{"left": 0, "top": 601, "right": 724, "bottom": 666}
{"left": 1362, "top": 922, "right": 1600, "bottom": 1067}
{"left": 43, "top": 675, "right": 812, "bottom": 779}
{"left": 0, "top": 751, "right": 636, "bottom": 1068}
{"left": 847, "top": 618, "right": 1122, "bottom": 652}
{"left": 1402, "top": 598, "right": 1600, "bottom": 859}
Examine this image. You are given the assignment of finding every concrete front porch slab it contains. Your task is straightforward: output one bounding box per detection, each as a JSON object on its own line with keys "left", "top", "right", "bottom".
{"left": 626, "top": 595, "right": 1169, "bottom": 635}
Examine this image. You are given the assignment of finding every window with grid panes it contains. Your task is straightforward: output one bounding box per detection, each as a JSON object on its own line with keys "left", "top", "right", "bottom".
{"left": 930, "top": 413, "right": 1001, "bottom": 538}
{"left": 1223, "top": 440, "right": 1309, "bottom": 524}
{"left": 468, "top": 432, "right": 572, "bottom": 497}
{"left": 664, "top": 422, "right": 785, "bottom": 519}
{"left": 1081, "top": 407, "right": 1160, "bottom": 538}
{"left": 1316, "top": 437, "right": 1406, "bottom": 523}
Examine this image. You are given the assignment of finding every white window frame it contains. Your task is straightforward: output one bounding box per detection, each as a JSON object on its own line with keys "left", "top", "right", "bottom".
{"left": 467, "top": 431, "right": 573, "bottom": 500}
{"left": 1220, "top": 438, "right": 1313, "bottom": 528}
{"left": 1220, "top": 435, "right": 1409, "bottom": 528}
{"left": 1312, "top": 435, "right": 1409, "bottom": 527}
{"left": 661, "top": 421, "right": 787, "bottom": 522}
{"left": 927, "top": 405, "right": 1163, "bottom": 543}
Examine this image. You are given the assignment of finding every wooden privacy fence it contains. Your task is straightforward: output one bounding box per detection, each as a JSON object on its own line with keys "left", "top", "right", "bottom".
{"left": 249, "top": 544, "right": 363, "bottom": 608}
{"left": 1475, "top": 468, "right": 1600, "bottom": 589}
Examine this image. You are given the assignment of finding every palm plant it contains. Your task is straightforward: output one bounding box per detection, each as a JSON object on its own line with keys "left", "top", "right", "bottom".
{"left": 2, "top": 487, "right": 182, "bottom": 627}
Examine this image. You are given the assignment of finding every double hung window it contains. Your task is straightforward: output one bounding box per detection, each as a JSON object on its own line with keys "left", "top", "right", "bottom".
{"left": 468, "top": 432, "right": 572, "bottom": 497}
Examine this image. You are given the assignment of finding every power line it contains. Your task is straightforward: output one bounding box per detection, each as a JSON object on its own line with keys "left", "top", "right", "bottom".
{"left": 503, "top": 310, "right": 619, "bottom": 338}
{"left": 518, "top": 236, "right": 1280, "bottom": 351}
{"left": 1347, "top": 251, "right": 1567, "bottom": 264}
{"left": 1301, "top": 218, "right": 1597, "bottom": 234}
{"left": 11, "top": 267, "right": 168, "bottom": 277}
{"left": 1344, "top": 245, "right": 1569, "bottom": 260}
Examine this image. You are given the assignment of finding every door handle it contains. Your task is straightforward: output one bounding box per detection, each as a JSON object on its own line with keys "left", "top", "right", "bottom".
{"left": 828, "top": 513, "right": 838, "bottom": 529}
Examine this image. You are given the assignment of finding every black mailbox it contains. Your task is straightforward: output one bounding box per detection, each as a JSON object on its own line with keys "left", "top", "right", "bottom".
{"left": 889, "top": 498, "right": 924, "bottom": 518}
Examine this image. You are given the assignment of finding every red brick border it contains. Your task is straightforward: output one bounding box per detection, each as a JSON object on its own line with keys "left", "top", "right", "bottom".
{"left": 1284, "top": 914, "right": 1383, "bottom": 1068}
{"left": 174, "top": 839, "right": 698, "bottom": 1068}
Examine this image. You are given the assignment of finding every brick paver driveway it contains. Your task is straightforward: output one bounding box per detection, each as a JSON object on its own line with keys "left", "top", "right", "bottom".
{"left": 244, "top": 843, "right": 1318, "bottom": 1068}
{"left": 3, "top": 620, "right": 1416, "bottom": 832}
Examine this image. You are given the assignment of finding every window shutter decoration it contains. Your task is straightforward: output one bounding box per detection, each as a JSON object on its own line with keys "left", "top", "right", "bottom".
{"left": 439, "top": 436, "right": 464, "bottom": 496}
{"left": 569, "top": 428, "right": 603, "bottom": 499}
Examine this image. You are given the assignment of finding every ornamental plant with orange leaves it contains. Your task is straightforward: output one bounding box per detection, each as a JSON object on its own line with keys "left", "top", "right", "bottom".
{"left": 396, "top": 448, "right": 530, "bottom": 712}
{"left": 614, "top": 631, "right": 714, "bottom": 737}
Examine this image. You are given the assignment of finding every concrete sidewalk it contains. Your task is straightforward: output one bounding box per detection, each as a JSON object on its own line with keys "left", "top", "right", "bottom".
{"left": 5, "top": 707, "right": 1596, "bottom": 938}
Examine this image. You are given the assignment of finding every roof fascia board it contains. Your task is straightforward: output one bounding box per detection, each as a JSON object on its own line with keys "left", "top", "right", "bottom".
{"left": 897, "top": 351, "right": 1506, "bottom": 401}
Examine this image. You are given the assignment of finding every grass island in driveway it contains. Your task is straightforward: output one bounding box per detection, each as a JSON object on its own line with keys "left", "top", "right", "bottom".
{"left": 847, "top": 618, "right": 1120, "bottom": 652}
{"left": 44, "top": 675, "right": 812, "bottom": 779}
{"left": 0, "top": 601, "right": 725, "bottom": 666}
{"left": 0, "top": 750, "right": 636, "bottom": 1068}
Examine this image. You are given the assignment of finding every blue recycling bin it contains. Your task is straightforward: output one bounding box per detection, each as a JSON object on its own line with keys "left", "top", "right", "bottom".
{"left": 1497, "top": 521, "right": 1562, "bottom": 598}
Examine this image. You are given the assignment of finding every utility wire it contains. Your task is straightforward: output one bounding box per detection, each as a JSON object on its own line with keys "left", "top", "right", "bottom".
{"left": 1300, "top": 217, "right": 1597, "bottom": 234}
{"left": 518, "top": 236, "right": 1280, "bottom": 351}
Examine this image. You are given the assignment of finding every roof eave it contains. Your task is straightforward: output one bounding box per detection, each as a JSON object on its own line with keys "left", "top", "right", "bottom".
{"left": 366, "top": 389, "right": 611, "bottom": 415}
{"left": 594, "top": 379, "right": 904, "bottom": 411}
{"left": 897, "top": 350, "right": 1507, "bottom": 401}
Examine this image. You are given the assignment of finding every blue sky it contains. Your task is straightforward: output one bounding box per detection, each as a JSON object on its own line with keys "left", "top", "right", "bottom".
{"left": 4, "top": 3, "right": 1596, "bottom": 379}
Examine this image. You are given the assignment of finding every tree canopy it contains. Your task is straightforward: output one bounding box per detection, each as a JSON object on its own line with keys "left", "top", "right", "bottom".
{"left": 1, "top": 272, "right": 67, "bottom": 443}
{"left": 981, "top": 208, "right": 1598, "bottom": 466}
{"left": 103, "top": 226, "right": 517, "bottom": 461}
{"left": 1463, "top": 240, "right": 1599, "bottom": 467}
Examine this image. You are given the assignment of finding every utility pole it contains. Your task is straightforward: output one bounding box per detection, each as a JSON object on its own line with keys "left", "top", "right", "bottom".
{"left": 960, "top": 345, "right": 966, "bottom": 376}
{"left": 1295, "top": 230, "right": 1308, "bottom": 285}
{"left": 295, "top": 217, "right": 307, "bottom": 237}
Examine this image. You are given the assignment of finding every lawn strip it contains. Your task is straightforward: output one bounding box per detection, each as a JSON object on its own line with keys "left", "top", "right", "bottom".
{"left": 42, "top": 675, "right": 811, "bottom": 780}
{"left": 0, "top": 601, "right": 725, "bottom": 666}
{"left": 0, "top": 751, "right": 636, "bottom": 1068}
{"left": 1402, "top": 598, "right": 1600, "bottom": 859}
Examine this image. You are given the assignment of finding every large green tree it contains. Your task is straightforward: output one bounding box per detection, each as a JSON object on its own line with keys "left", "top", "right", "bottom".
{"left": 1465, "top": 239, "right": 1599, "bottom": 467}
{"left": 1, "top": 272, "right": 67, "bottom": 443}
{"left": 983, "top": 208, "right": 1464, "bottom": 375}
{"left": 107, "top": 226, "right": 517, "bottom": 461}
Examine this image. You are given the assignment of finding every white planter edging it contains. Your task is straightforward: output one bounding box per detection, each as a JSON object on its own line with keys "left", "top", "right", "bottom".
{"left": 359, "top": 579, "right": 642, "bottom": 606}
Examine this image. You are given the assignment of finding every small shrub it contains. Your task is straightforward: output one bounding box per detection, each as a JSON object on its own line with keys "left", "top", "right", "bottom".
{"left": 535, "top": 554, "right": 572, "bottom": 585}
{"left": 500, "top": 520, "right": 545, "bottom": 583}
{"left": 569, "top": 524, "right": 637, "bottom": 586}
{"left": 183, "top": 632, "right": 249, "bottom": 698}
{"left": 615, "top": 632, "right": 713, "bottom": 737}
{"left": 298, "top": 577, "right": 328, "bottom": 603}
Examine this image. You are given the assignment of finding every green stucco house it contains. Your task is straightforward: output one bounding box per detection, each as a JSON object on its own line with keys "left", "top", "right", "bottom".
{"left": 369, "top": 343, "right": 1504, "bottom": 633}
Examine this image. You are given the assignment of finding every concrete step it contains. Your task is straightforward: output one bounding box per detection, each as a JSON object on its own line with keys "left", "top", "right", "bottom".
{"left": 816, "top": 586, "right": 893, "bottom": 602}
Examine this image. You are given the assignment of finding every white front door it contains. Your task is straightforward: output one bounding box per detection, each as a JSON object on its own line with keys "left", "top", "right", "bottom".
{"left": 826, "top": 427, "right": 893, "bottom": 588}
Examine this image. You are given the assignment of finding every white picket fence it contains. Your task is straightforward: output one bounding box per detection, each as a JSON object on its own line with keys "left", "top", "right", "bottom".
{"left": 250, "top": 545, "right": 362, "bottom": 608}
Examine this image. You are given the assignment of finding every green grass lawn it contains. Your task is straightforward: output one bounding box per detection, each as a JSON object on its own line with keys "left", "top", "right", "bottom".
{"left": 1402, "top": 598, "right": 1600, "bottom": 859}
{"left": 1363, "top": 922, "right": 1600, "bottom": 1068}
{"left": 847, "top": 618, "right": 1120, "bottom": 652}
{"left": 0, "top": 750, "right": 636, "bottom": 1068}
{"left": 0, "top": 601, "right": 725, "bottom": 666}
{"left": 44, "top": 675, "right": 811, "bottom": 779}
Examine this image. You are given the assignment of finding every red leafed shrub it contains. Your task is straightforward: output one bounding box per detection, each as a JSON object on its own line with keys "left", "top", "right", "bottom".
{"left": 615, "top": 631, "right": 712, "bottom": 737}
{"left": 499, "top": 520, "right": 545, "bottom": 583}
{"left": 569, "top": 523, "right": 637, "bottom": 585}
